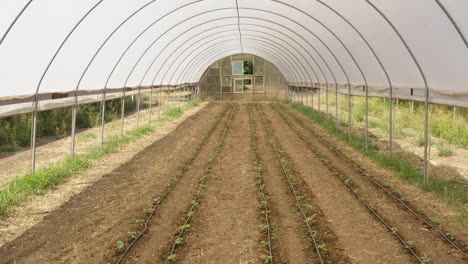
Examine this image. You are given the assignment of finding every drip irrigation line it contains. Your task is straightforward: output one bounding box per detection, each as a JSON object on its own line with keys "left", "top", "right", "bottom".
{"left": 278, "top": 104, "right": 468, "bottom": 257}
{"left": 257, "top": 104, "right": 325, "bottom": 264}
{"left": 164, "top": 104, "right": 237, "bottom": 263}
{"left": 248, "top": 103, "right": 274, "bottom": 264}
{"left": 271, "top": 104, "right": 424, "bottom": 263}
{"left": 115, "top": 104, "right": 232, "bottom": 264}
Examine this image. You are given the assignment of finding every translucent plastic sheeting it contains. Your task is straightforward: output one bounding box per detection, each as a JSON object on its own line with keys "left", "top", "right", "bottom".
{"left": 0, "top": 0, "right": 467, "bottom": 107}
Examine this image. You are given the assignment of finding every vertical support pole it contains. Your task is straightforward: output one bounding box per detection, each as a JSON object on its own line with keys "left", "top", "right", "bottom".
{"left": 136, "top": 86, "right": 141, "bottom": 131}
{"left": 71, "top": 92, "right": 78, "bottom": 157}
{"left": 453, "top": 107, "right": 456, "bottom": 120}
{"left": 100, "top": 90, "right": 106, "bottom": 146}
{"left": 326, "top": 84, "right": 329, "bottom": 119}
{"left": 348, "top": 84, "right": 352, "bottom": 141}
{"left": 165, "top": 86, "right": 170, "bottom": 114}
{"left": 149, "top": 86, "right": 153, "bottom": 125}
{"left": 318, "top": 86, "right": 321, "bottom": 112}
{"left": 311, "top": 86, "right": 314, "bottom": 109}
{"left": 365, "top": 85, "right": 369, "bottom": 151}
{"left": 423, "top": 91, "right": 430, "bottom": 183}
{"left": 389, "top": 86, "right": 393, "bottom": 157}
{"left": 31, "top": 96, "right": 38, "bottom": 173}
{"left": 120, "top": 89, "right": 126, "bottom": 137}
{"left": 411, "top": 100, "right": 414, "bottom": 115}
{"left": 158, "top": 86, "right": 162, "bottom": 120}
{"left": 335, "top": 84, "right": 339, "bottom": 130}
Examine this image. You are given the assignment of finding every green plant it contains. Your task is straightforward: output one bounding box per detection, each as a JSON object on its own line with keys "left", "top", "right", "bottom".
{"left": 421, "top": 255, "right": 431, "bottom": 263}
{"left": 318, "top": 244, "right": 328, "bottom": 252}
{"left": 405, "top": 240, "right": 415, "bottom": 248}
{"left": 116, "top": 240, "right": 124, "bottom": 249}
{"left": 445, "top": 232, "right": 456, "bottom": 240}
{"left": 0, "top": 101, "right": 201, "bottom": 216}
{"left": 437, "top": 142, "right": 453, "bottom": 157}
{"left": 260, "top": 254, "right": 273, "bottom": 263}
{"left": 166, "top": 254, "right": 176, "bottom": 261}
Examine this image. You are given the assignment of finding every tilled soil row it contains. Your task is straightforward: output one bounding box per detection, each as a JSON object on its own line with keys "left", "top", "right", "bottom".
{"left": 275, "top": 103, "right": 467, "bottom": 263}
{"left": 256, "top": 103, "right": 348, "bottom": 264}
{"left": 163, "top": 104, "right": 238, "bottom": 263}
{"left": 260, "top": 104, "right": 412, "bottom": 263}
{"left": 247, "top": 103, "right": 274, "bottom": 264}
{"left": 0, "top": 103, "right": 225, "bottom": 264}
{"left": 173, "top": 104, "right": 263, "bottom": 264}
{"left": 111, "top": 103, "right": 233, "bottom": 263}
{"left": 120, "top": 104, "right": 236, "bottom": 263}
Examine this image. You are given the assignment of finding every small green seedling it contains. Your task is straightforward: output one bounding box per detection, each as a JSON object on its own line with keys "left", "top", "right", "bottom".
{"left": 306, "top": 214, "right": 317, "bottom": 223}
{"left": 260, "top": 254, "right": 273, "bottom": 263}
{"left": 391, "top": 227, "right": 398, "bottom": 234}
{"left": 116, "top": 240, "right": 124, "bottom": 249}
{"left": 445, "top": 232, "right": 456, "bottom": 240}
{"left": 167, "top": 254, "right": 177, "bottom": 261}
{"left": 175, "top": 237, "right": 184, "bottom": 245}
{"left": 406, "top": 241, "right": 415, "bottom": 248}
{"left": 136, "top": 219, "right": 145, "bottom": 226}
{"left": 401, "top": 196, "right": 411, "bottom": 202}
{"left": 383, "top": 182, "right": 390, "bottom": 188}
{"left": 318, "top": 244, "right": 328, "bottom": 252}
{"left": 421, "top": 255, "right": 431, "bottom": 263}
{"left": 128, "top": 231, "right": 137, "bottom": 238}
{"left": 429, "top": 217, "right": 439, "bottom": 224}
{"left": 180, "top": 224, "right": 191, "bottom": 231}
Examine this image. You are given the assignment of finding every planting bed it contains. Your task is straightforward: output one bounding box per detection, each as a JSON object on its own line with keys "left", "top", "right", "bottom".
{"left": 0, "top": 102, "right": 466, "bottom": 263}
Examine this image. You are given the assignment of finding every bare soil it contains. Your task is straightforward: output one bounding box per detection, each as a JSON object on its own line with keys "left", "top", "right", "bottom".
{"left": 0, "top": 102, "right": 465, "bottom": 264}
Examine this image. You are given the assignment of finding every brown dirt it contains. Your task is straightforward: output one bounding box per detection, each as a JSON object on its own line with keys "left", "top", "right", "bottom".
{"left": 0, "top": 102, "right": 464, "bottom": 264}
{"left": 175, "top": 104, "right": 262, "bottom": 263}
{"left": 282, "top": 103, "right": 468, "bottom": 240}
{"left": 275, "top": 104, "right": 467, "bottom": 263}
{"left": 120, "top": 104, "right": 236, "bottom": 263}
{"left": 254, "top": 104, "right": 347, "bottom": 264}
{"left": 261, "top": 104, "right": 412, "bottom": 264}
{"left": 0, "top": 103, "right": 223, "bottom": 264}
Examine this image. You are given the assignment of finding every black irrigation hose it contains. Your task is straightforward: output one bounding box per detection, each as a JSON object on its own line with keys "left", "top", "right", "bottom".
{"left": 271, "top": 104, "right": 424, "bottom": 263}
{"left": 256, "top": 104, "right": 325, "bottom": 264}
{"left": 164, "top": 104, "right": 237, "bottom": 263}
{"left": 115, "top": 104, "right": 232, "bottom": 264}
{"left": 278, "top": 103, "right": 468, "bottom": 257}
{"left": 248, "top": 104, "right": 274, "bottom": 264}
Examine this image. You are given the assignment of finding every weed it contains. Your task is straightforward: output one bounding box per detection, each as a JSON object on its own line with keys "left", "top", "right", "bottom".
{"left": 437, "top": 142, "right": 453, "bottom": 157}
{"left": 0, "top": 101, "right": 201, "bottom": 216}
{"left": 286, "top": 102, "right": 467, "bottom": 226}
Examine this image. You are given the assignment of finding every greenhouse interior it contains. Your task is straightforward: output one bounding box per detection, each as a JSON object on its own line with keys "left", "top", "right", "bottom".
{"left": 0, "top": 0, "right": 466, "bottom": 263}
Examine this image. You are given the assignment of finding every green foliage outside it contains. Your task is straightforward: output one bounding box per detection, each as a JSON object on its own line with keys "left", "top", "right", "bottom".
{"left": 0, "top": 97, "right": 137, "bottom": 150}
{"left": 320, "top": 95, "right": 468, "bottom": 149}
{"left": 288, "top": 101, "right": 467, "bottom": 228}
{"left": 0, "top": 100, "right": 200, "bottom": 216}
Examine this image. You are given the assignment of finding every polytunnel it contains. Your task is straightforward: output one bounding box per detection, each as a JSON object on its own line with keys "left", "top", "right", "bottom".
{"left": 0, "top": 1, "right": 467, "bottom": 263}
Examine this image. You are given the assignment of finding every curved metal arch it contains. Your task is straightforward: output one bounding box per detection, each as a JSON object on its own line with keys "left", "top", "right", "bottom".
{"left": 170, "top": 26, "right": 318, "bottom": 87}
{"left": 362, "top": 0, "right": 431, "bottom": 190}
{"left": 191, "top": 42, "right": 298, "bottom": 83}
{"left": 181, "top": 40, "right": 297, "bottom": 87}
{"left": 115, "top": 8, "right": 341, "bottom": 89}
{"left": 184, "top": 38, "right": 299, "bottom": 84}
{"left": 69, "top": 0, "right": 204, "bottom": 152}
{"left": 242, "top": 26, "right": 321, "bottom": 83}
{"left": 265, "top": 2, "right": 366, "bottom": 136}
{"left": 0, "top": 0, "right": 34, "bottom": 46}
{"left": 310, "top": 0, "right": 393, "bottom": 150}
{"left": 31, "top": 0, "right": 105, "bottom": 171}
{"left": 176, "top": 40, "right": 295, "bottom": 86}
{"left": 183, "top": 41, "right": 296, "bottom": 85}
{"left": 434, "top": 0, "right": 467, "bottom": 48}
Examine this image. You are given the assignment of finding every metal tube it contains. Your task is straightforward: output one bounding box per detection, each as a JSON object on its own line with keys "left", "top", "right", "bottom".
{"left": 365, "top": 0, "right": 431, "bottom": 182}
{"left": 31, "top": 97, "right": 38, "bottom": 173}
{"left": 0, "top": 0, "right": 33, "bottom": 46}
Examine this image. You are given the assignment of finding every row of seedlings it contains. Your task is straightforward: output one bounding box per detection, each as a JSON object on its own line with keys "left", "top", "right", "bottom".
{"left": 256, "top": 104, "right": 326, "bottom": 264}
{"left": 248, "top": 104, "right": 274, "bottom": 264}
{"left": 165, "top": 104, "right": 238, "bottom": 263}
{"left": 276, "top": 103, "right": 467, "bottom": 256}
{"left": 115, "top": 104, "right": 232, "bottom": 263}
{"left": 270, "top": 104, "right": 427, "bottom": 263}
